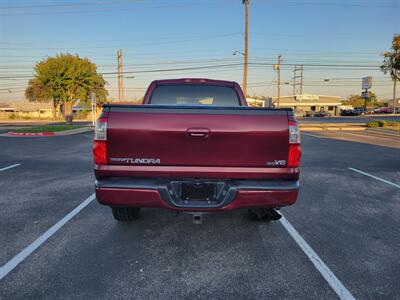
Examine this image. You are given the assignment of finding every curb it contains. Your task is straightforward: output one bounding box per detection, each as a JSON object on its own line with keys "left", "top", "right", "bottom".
{"left": 7, "top": 132, "right": 55, "bottom": 137}
{"left": 300, "top": 127, "right": 366, "bottom": 131}
{"left": 2, "top": 127, "right": 93, "bottom": 137}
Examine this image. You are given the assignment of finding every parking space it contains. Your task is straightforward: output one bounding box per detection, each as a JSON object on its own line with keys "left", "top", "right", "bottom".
{"left": 0, "top": 132, "right": 399, "bottom": 299}
{"left": 0, "top": 132, "right": 94, "bottom": 266}
{"left": 302, "top": 130, "right": 400, "bottom": 149}
{"left": 285, "top": 135, "right": 400, "bottom": 299}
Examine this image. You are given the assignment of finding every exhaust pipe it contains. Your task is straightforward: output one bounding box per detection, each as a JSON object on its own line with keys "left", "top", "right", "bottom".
{"left": 270, "top": 208, "right": 282, "bottom": 221}
{"left": 248, "top": 208, "right": 281, "bottom": 221}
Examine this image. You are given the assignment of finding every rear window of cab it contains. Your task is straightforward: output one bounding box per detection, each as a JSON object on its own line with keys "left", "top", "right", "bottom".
{"left": 149, "top": 84, "right": 241, "bottom": 106}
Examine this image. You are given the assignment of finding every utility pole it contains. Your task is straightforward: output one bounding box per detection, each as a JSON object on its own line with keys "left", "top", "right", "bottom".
{"left": 393, "top": 76, "right": 397, "bottom": 114}
{"left": 274, "top": 55, "right": 282, "bottom": 106}
{"left": 293, "top": 65, "right": 304, "bottom": 96}
{"left": 242, "top": 0, "right": 249, "bottom": 97}
{"left": 117, "top": 49, "right": 125, "bottom": 100}
{"left": 91, "top": 92, "right": 97, "bottom": 126}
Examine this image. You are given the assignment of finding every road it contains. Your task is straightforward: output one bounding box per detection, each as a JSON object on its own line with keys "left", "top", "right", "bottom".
{"left": 0, "top": 132, "right": 399, "bottom": 299}
{"left": 302, "top": 129, "right": 400, "bottom": 149}
{"left": 300, "top": 114, "right": 400, "bottom": 124}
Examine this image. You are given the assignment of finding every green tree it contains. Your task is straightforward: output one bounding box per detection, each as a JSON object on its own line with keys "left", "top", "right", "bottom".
{"left": 25, "top": 78, "right": 57, "bottom": 119}
{"left": 381, "top": 34, "right": 400, "bottom": 112}
{"left": 343, "top": 92, "right": 379, "bottom": 108}
{"left": 26, "top": 53, "right": 108, "bottom": 122}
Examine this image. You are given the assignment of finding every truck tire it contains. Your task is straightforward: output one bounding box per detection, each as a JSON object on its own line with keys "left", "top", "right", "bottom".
{"left": 112, "top": 207, "right": 141, "bottom": 222}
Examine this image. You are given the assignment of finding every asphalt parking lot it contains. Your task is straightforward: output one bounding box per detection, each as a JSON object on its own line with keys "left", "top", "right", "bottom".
{"left": 0, "top": 131, "right": 399, "bottom": 299}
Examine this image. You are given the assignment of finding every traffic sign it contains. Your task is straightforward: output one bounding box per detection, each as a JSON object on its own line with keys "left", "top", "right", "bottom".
{"left": 362, "top": 76, "right": 372, "bottom": 89}
{"left": 361, "top": 91, "right": 369, "bottom": 99}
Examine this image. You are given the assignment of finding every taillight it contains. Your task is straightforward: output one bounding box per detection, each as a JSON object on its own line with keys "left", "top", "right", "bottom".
{"left": 94, "top": 141, "right": 107, "bottom": 165}
{"left": 288, "top": 120, "right": 301, "bottom": 167}
{"left": 288, "top": 144, "right": 301, "bottom": 167}
{"left": 94, "top": 115, "right": 107, "bottom": 165}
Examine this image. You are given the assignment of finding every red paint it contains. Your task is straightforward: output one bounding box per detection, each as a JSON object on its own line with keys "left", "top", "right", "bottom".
{"left": 96, "top": 187, "right": 298, "bottom": 211}
{"left": 107, "top": 112, "right": 289, "bottom": 168}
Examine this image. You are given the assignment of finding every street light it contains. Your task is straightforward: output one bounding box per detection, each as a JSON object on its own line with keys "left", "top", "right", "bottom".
{"left": 232, "top": 50, "right": 245, "bottom": 56}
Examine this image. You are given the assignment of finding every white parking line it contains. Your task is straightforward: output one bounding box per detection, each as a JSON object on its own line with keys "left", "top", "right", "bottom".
{"left": 0, "top": 163, "right": 21, "bottom": 172}
{"left": 349, "top": 167, "right": 400, "bottom": 189}
{"left": 280, "top": 214, "right": 356, "bottom": 300}
{"left": 0, "top": 193, "right": 96, "bottom": 280}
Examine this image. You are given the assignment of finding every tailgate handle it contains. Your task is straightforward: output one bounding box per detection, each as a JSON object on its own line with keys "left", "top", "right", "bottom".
{"left": 187, "top": 128, "right": 210, "bottom": 138}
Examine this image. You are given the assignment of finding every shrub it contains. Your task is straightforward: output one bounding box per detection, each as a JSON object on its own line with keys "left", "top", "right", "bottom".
{"left": 367, "top": 120, "right": 380, "bottom": 127}
{"left": 366, "top": 120, "right": 400, "bottom": 128}
{"left": 385, "top": 121, "right": 400, "bottom": 127}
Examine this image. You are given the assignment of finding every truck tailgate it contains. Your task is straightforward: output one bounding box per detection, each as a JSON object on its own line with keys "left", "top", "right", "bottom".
{"left": 105, "top": 106, "right": 290, "bottom": 168}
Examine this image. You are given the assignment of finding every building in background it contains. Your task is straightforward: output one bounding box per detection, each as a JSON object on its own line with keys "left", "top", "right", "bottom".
{"left": 272, "top": 94, "right": 342, "bottom": 116}
{"left": 246, "top": 97, "right": 268, "bottom": 107}
{"left": 0, "top": 102, "right": 55, "bottom": 119}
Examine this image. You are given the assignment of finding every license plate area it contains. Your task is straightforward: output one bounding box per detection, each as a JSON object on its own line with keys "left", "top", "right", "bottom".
{"left": 166, "top": 180, "right": 233, "bottom": 208}
{"left": 180, "top": 182, "right": 217, "bottom": 201}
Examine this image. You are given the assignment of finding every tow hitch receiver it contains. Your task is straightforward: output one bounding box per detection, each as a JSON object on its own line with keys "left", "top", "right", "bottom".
{"left": 192, "top": 213, "right": 203, "bottom": 224}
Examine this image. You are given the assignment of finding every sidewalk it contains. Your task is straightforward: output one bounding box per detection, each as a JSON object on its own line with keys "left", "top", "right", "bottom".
{"left": 300, "top": 123, "right": 366, "bottom": 131}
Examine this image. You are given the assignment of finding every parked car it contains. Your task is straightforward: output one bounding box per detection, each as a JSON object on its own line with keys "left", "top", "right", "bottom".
{"left": 353, "top": 107, "right": 365, "bottom": 115}
{"left": 364, "top": 109, "right": 375, "bottom": 115}
{"left": 374, "top": 107, "right": 392, "bottom": 114}
{"left": 94, "top": 78, "right": 301, "bottom": 222}
{"left": 294, "top": 109, "right": 306, "bottom": 118}
{"left": 340, "top": 109, "right": 359, "bottom": 116}
{"left": 314, "top": 110, "right": 331, "bottom": 117}
{"left": 305, "top": 111, "right": 315, "bottom": 117}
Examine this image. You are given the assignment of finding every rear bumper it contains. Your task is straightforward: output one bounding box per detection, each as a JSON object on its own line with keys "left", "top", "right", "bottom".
{"left": 94, "top": 164, "right": 299, "bottom": 180}
{"left": 95, "top": 178, "right": 299, "bottom": 211}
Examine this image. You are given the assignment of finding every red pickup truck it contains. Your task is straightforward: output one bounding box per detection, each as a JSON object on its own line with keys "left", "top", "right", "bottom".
{"left": 94, "top": 78, "right": 301, "bottom": 222}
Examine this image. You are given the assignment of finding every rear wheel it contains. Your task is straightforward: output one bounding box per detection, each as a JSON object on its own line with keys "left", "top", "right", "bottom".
{"left": 112, "top": 207, "right": 141, "bottom": 222}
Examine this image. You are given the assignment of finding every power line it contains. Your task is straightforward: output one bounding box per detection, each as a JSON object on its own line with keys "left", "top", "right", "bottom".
{"left": 0, "top": 33, "right": 242, "bottom": 50}
{"left": 256, "top": 0, "right": 398, "bottom": 9}
{"left": 0, "top": 1, "right": 229, "bottom": 17}
{"left": 0, "top": 0, "right": 144, "bottom": 10}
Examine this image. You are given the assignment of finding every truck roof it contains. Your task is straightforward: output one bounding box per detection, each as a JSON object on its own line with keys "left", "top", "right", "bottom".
{"left": 151, "top": 78, "right": 236, "bottom": 86}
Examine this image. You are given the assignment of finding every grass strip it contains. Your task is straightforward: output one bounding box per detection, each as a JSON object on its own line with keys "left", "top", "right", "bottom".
{"left": 13, "top": 125, "right": 85, "bottom": 133}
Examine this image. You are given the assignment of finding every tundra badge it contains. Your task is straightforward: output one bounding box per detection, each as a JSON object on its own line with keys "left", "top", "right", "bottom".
{"left": 110, "top": 158, "right": 161, "bottom": 164}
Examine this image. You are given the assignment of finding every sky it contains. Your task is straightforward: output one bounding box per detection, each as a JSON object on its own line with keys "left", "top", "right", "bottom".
{"left": 0, "top": 0, "right": 399, "bottom": 103}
